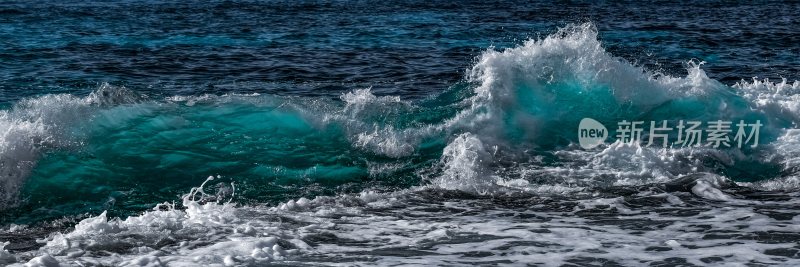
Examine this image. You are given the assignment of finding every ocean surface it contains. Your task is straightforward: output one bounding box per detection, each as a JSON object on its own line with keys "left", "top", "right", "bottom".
{"left": 2, "top": 1, "right": 800, "bottom": 266}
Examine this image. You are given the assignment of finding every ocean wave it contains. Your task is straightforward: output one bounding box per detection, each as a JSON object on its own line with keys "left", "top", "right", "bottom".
{"left": 0, "top": 84, "right": 140, "bottom": 209}
{"left": 412, "top": 23, "right": 798, "bottom": 194}
{"left": 2, "top": 24, "right": 800, "bottom": 216}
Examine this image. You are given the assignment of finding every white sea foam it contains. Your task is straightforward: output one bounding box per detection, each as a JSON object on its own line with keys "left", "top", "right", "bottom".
{"left": 340, "top": 87, "right": 403, "bottom": 112}
{"left": 735, "top": 77, "right": 800, "bottom": 122}
{"left": 7, "top": 176, "right": 304, "bottom": 266}
{"left": 690, "top": 173, "right": 734, "bottom": 201}
{"left": 432, "top": 133, "right": 496, "bottom": 193}
{"left": 6, "top": 173, "right": 800, "bottom": 266}
{"left": 354, "top": 126, "right": 415, "bottom": 158}
{"left": 0, "top": 241, "right": 15, "bottom": 264}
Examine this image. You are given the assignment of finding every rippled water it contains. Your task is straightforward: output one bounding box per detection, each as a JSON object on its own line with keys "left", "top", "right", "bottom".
{"left": 1, "top": 1, "right": 800, "bottom": 266}
{"left": 2, "top": 1, "right": 798, "bottom": 102}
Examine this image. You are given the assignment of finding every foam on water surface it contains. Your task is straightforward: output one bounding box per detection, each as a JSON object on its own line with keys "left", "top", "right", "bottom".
{"left": 7, "top": 178, "right": 800, "bottom": 266}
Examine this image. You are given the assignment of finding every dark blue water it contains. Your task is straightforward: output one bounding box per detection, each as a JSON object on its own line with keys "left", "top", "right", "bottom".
{"left": 2, "top": 1, "right": 798, "bottom": 105}
{"left": 2, "top": 1, "right": 800, "bottom": 266}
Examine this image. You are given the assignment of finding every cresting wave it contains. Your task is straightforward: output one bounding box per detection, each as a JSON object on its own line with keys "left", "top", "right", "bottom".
{"left": 2, "top": 23, "right": 800, "bottom": 208}
{"left": 0, "top": 85, "right": 143, "bottom": 209}
{"left": 3, "top": 23, "right": 800, "bottom": 266}
{"left": 433, "top": 23, "right": 800, "bottom": 194}
{"left": 3, "top": 23, "right": 800, "bottom": 210}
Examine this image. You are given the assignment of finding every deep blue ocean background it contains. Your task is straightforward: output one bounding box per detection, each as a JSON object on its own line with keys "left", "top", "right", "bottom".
{"left": 2, "top": 3, "right": 800, "bottom": 264}
{"left": 2, "top": 1, "right": 798, "bottom": 105}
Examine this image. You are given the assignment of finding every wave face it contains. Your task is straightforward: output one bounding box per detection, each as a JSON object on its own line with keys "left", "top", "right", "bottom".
{"left": 431, "top": 24, "right": 796, "bottom": 192}
{"left": 3, "top": 23, "right": 800, "bottom": 266}
{"left": 2, "top": 23, "right": 800, "bottom": 218}
{"left": 0, "top": 86, "right": 443, "bottom": 220}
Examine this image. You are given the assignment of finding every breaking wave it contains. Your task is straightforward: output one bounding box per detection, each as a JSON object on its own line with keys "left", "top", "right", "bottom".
{"left": 3, "top": 24, "right": 800, "bottom": 213}
{"left": 4, "top": 22, "right": 800, "bottom": 266}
